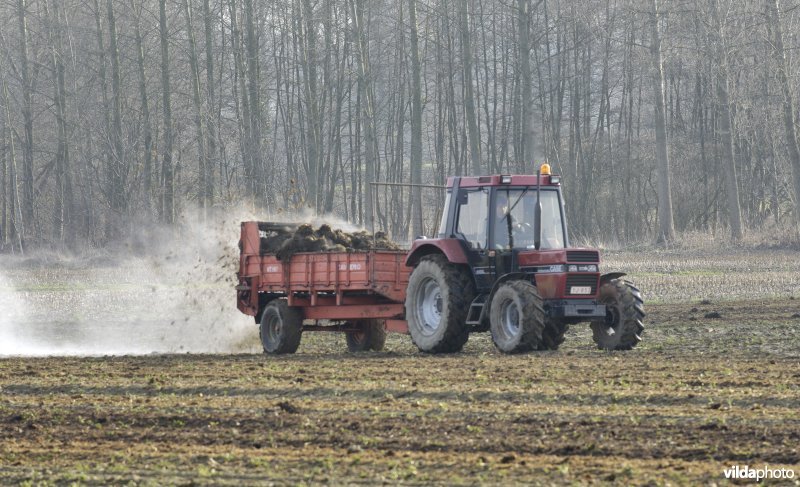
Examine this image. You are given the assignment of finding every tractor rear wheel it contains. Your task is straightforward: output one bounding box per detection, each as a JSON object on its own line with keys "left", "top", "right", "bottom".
{"left": 590, "top": 279, "right": 645, "bottom": 350}
{"left": 346, "top": 319, "right": 386, "bottom": 352}
{"left": 539, "top": 319, "right": 568, "bottom": 351}
{"left": 259, "top": 299, "right": 303, "bottom": 354}
{"left": 489, "top": 280, "right": 545, "bottom": 353}
{"left": 405, "top": 255, "right": 474, "bottom": 353}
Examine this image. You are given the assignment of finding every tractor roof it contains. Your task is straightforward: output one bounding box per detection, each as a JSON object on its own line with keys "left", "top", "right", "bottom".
{"left": 446, "top": 174, "right": 560, "bottom": 189}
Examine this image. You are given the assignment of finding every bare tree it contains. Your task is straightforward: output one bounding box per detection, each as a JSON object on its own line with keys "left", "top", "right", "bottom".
{"left": 766, "top": 0, "right": 800, "bottom": 224}
{"left": 183, "top": 0, "right": 208, "bottom": 212}
{"left": 459, "top": 0, "right": 481, "bottom": 174}
{"left": 159, "top": 0, "right": 175, "bottom": 223}
{"left": 131, "top": 0, "right": 153, "bottom": 208}
{"left": 708, "top": 0, "right": 743, "bottom": 240}
{"left": 16, "top": 0, "right": 34, "bottom": 237}
{"left": 409, "top": 0, "right": 423, "bottom": 237}
{"left": 650, "top": 0, "right": 675, "bottom": 242}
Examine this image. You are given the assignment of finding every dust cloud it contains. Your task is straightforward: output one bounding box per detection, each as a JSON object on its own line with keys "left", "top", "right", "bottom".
{"left": 0, "top": 207, "right": 360, "bottom": 357}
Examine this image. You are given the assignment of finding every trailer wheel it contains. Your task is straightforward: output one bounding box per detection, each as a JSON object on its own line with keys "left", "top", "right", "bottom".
{"left": 590, "top": 279, "right": 645, "bottom": 350}
{"left": 405, "top": 255, "right": 474, "bottom": 353}
{"left": 259, "top": 299, "right": 303, "bottom": 354}
{"left": 489, "top": 280, "right": 545, "bottom": 353}
{"left": 346, "top": 319, "right": 386, "bottom": 352}
{"left": 539, "top": 319, "right": 568, "bottom": 351}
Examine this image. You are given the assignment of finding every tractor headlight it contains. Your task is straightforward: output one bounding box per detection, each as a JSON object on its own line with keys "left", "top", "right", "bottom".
{"left": 500, "top": 175, "right": 512, "bottom": 184}
{"left": 550, "top": 175, "right": 561, "bottom": 184}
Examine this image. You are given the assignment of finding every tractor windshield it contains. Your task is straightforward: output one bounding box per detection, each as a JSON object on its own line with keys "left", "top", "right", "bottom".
{"left": 493, "top": 188, "right": 565, "bottom": 250}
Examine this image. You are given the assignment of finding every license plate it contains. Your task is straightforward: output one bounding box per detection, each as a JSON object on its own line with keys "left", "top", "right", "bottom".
{"left": 570, "top": 286, "right": 591, "bottom": 295}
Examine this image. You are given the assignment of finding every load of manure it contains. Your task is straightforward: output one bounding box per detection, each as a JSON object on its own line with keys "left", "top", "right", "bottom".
{"left": 258, "top": 223, "right": 400, "bottom": 260}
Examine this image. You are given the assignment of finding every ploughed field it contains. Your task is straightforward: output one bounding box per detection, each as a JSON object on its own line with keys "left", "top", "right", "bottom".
{"left": 1, "top": 248, "right": 799, "bottom": 485}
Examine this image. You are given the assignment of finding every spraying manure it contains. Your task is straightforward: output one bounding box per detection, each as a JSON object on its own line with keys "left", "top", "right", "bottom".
{"left": 257, "top": 223, "right": 401, "bottom": 261}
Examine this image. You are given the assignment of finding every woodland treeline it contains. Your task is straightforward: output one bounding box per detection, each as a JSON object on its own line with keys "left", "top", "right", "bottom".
{"left": 1, "top": 0, "right": 800, "bottom": 250}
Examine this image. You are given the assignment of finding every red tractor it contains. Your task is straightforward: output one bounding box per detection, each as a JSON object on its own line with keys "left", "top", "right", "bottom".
{"left": 236, "top": 165, "right": 645, "bottom": 354}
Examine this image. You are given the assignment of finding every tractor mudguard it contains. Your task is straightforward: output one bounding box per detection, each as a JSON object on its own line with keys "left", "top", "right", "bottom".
{"left": 405, "top": 239, "right": 469, "bottom": 267}
{"left": 600, "top": 272, "right": 627, "bottom": 285}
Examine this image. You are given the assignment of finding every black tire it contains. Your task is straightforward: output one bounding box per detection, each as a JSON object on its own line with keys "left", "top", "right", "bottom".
{"left": 590, "top": 279, "right": 645, "bottom": 350}
{"left": 539, "top": 319, "right": 568, "bottom": 351}
{"left": 489, "top": 280, "right": 545, "bottom": 353}
{"left": 346, "top": 319, "right": 387, "bottom": 352}
{"left": 259, "top": 299, "right": 303, "bottom": 354}
{"left": 405, "top": 255, "right": 474, "bottom": 353}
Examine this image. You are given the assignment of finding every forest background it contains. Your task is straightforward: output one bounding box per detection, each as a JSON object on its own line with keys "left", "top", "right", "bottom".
{"left": 2, "top": 0, "right": 800, "bottom": 250}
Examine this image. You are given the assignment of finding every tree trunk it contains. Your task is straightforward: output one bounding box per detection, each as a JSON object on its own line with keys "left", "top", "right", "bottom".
{"left": 409, "top": 0, "right": 423, "bottom": 238}
{"left": 301, "top": 0, "right": 321, "bottom": 211}
{"left": 517, "top": 0, "right": 534, "bottom": 168}
{"left": 45, "top": 0, "right": 74, "bottom": 245}
{"left": 202, "top": 0, "right": 216, "bottom": 208}
{"left": 244, "top": 0, "right": 265, "bottom": 204}
{"left": 766, "top": 0, "right": 800, "bottom": 224}
{"left": 650, "top": 0, "right": 675, "bottom": 243}
{"left": 350, "top": 0, "right": 377, "bottom": 230}
{"left": 710, "top": 0, "right": 743, "bottom": 240}
{"left": 131, "top": 0, "right": 153, "bottom": 209}
{"left": 159, "top": 0, "right": 175, "bottom": 223}
{"left": 183, "top": 0, "right": 208, "bottom": 213}
{"left": 460, "top": 0, "right": 481, "bottom": 174}
{"left": 106, "top": 0, "right": 126, "bottom": 232}
{"left": 229, "top": 0, "right": 254, "bottom": 201}
{"left": 2, "top": 79, "right": 24, "bottom": 253}
{"left": 16, "top": 0, "right": 34, "bottom": 239}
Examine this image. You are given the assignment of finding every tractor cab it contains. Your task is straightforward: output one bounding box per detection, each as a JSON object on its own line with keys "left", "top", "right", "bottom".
{"left": 441, "top": 169, "right": 567, "bottom": 253}
{"left": 426, "top": 166, "right": 578, "bottom": 294}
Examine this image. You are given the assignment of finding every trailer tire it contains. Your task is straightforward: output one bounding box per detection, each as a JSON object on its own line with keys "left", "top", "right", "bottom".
{"left": 346, "top": 319, "right": 386, "bottom": 352}
{"left": 539, "top": 319, "right": 568, "bottom": 351}
{"left": 259, "top": 299, "right": 303, "bottom": 354}
{"left": 489, "top": 280, "right": 544, "bottom": 353}
{"left": 405, "top": 255, "right": 474, "bottom": 353}
{"left": 590, "top": 279, "right": 645, "bottom": 350}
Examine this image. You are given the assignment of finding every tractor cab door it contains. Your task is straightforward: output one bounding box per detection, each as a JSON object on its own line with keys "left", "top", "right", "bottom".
{"left": 451, "top": 187, "right": 494, "bottom": 291}
{"left": 488, "top": 188, "right": 518, "bottom": 279}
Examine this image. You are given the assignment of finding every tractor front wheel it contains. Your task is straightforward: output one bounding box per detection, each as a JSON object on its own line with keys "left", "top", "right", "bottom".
{"left": 259, "top": 299, "right": 303, "bottom": 354}
{"left": 539, "top": 319, "right": 568, "bottom": 351}
{"left": 590, "top": 279, "right": 645, "bottom": 350}
{"left": 346, "top": 319, "right": 387, "bottom": 352}
{"left": 489, "top": 280, "right": 545, "bottom": 353}
{"left": 405, "top": 255, "right": 474, "bottom": 353}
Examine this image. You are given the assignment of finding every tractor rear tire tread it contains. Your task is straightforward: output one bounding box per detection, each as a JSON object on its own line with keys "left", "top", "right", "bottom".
{"left": 406, "top": 255, "right": 474, "bottom": 353}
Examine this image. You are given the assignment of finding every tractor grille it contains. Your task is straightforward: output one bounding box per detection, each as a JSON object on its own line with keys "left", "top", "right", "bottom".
{"left": 567, "top": 250, "right": 599, "bottom": 263}
{"left": 566, "top": 274, "right": 598, "bottom": 295}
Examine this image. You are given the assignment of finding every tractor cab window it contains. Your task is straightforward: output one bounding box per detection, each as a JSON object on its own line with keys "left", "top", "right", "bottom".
{"left": 455, "top": 188, "right": 489, "bottom": 249}
{"left": 493, "top": 188, "right": 565, "bottom": 250}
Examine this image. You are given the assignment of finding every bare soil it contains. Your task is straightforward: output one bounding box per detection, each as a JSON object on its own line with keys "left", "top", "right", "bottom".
{"left": 1, "top": 250, "right": 799, "bottom": 485}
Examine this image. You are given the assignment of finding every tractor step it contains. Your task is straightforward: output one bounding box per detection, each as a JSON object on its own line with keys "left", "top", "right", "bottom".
{"left": 466, "top": 295, "right": 488, "bottom": 325}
